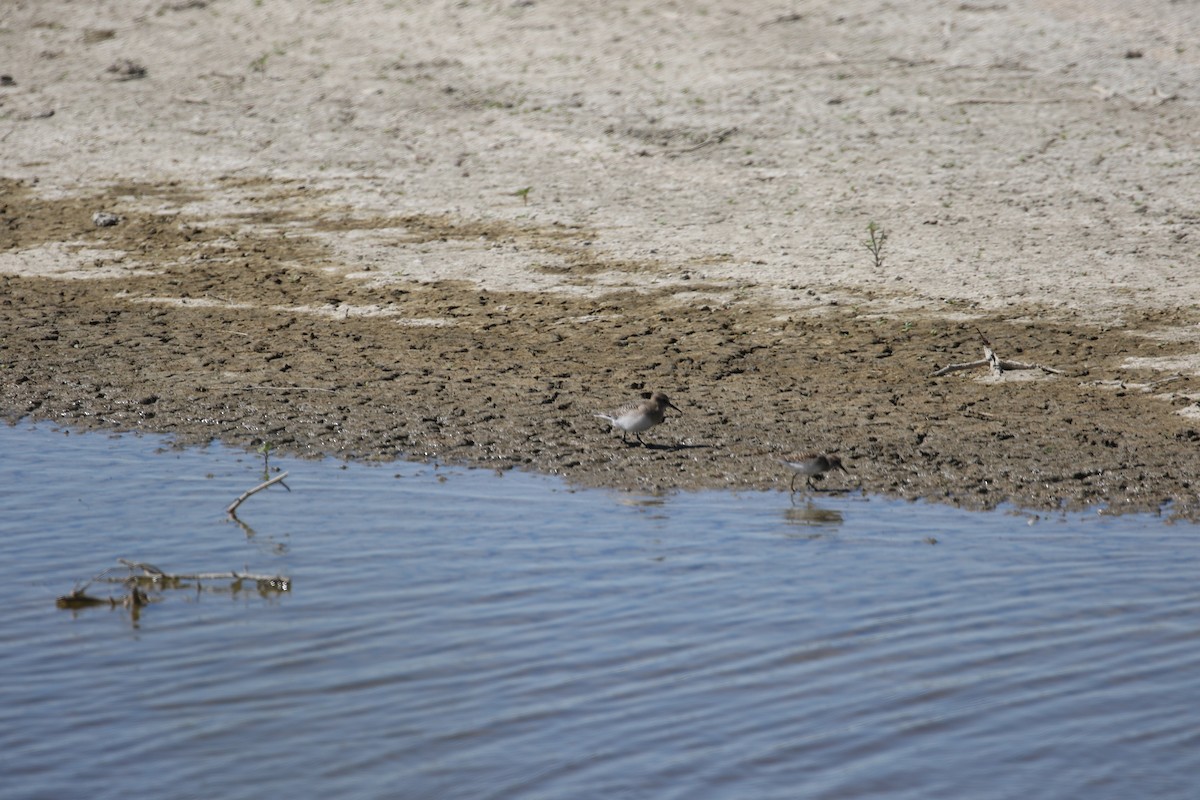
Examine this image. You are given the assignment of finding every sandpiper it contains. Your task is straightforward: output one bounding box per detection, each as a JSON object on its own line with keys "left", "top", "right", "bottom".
{"left": 781, "top": 453, "right": 847, "bottom": 492}
{"left": 595, "top": 391, "right": 681, "bottom": 445}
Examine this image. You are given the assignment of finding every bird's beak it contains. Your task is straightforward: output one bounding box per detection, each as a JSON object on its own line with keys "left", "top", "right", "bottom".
{"left": 667, "top": 401, "right": 682, "bottom": 414}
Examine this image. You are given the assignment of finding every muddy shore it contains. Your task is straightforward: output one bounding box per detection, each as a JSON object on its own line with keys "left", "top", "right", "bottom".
{"left": 2, "top": 0, "right": 1199, "bottom": 515}
{"left": 4, "top": 177, "right": 1200, "bottom": 516}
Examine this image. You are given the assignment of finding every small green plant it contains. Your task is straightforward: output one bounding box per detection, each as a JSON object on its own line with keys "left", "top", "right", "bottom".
{"left": 864, "top": 221, "right": 888, "bottom": 270}
{"left": 257, "top": 441, "right": 274, "bottom": 480}
{"left": 513, "top": 186, "right": 532, "bottom": 205}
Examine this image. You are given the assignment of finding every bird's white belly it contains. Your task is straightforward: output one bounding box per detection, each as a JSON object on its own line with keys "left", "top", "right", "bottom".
{"left": 615, "top": 412, "right": 655, "bottom": 433}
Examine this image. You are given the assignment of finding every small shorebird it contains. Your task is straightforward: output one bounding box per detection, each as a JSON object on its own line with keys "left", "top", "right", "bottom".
{"left": 595, "top": 391, "right": 681, "bottom": 445}
{"left": 781, "top": 453, "right": 847, "bottom": 492}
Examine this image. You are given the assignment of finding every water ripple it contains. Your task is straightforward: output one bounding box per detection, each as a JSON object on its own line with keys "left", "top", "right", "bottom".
{"left": 2, "top": 424, "right": 1199, "bottom": 799}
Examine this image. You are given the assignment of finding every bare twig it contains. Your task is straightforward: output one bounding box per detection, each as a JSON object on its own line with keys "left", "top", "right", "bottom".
{"left": 68, "top": 563, "right": 128, "bottom": 596}
{"left": 933, "top": 356, "right": 992, "bottom": 376}
{"left": 226, "top": 471, "right": 289, "bottom": 517}
{"left": 1146, "top": 374, "right": 1186, "bottom": 390}
{"left": 946, "top": 98, "right": 1074, "bottom": 106}
{"left": 56, "top": 585, "right": 148, "bottom": 609}
{"left": 932, "top": 330, "right": 1062, "bottom": 377}
{"left": 761, "top": 12, "right": 805, "bottom": 27}
{"left": 112, "top": 559, "right": 288, "bottom": 587}
{"left": 669, "top": 127, "right": 737, "bottom": 155}
{"left": 116, "top": 567, "right": 289, "bottom": 587}
{"left": 57, "top": 560, "right": 290, "bottom": 608}
{"left": 118, "top": 558, "right": 165, "bottom": 574}
{"left": 234, "top": 385, "right": 336, "bottom": 392}
{"left": 992, "top": 357, "right": 1063, "bottom": 375}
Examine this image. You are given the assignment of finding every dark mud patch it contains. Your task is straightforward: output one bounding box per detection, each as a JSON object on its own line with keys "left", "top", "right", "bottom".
{"left": 4, "top": 178, "right": 1200, "bottom": 517}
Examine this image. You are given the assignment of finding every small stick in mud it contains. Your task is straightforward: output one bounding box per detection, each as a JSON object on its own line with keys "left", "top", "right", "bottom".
{"left": 932, "top": 329, "right": 1063, "bottom": 378}
{"left": 226, "top": 471, "right": 289, "bottom": 517}
{"left": 670, "top": 126, "right": 737, "bottom": 155}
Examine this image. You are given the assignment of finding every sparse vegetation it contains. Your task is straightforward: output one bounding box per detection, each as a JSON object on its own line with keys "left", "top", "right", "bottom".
{"left": 257, "top": 440, "right": 274, "bottom": 479}
{"left": 864, "top": 221, "right": 888, "bottom": 270}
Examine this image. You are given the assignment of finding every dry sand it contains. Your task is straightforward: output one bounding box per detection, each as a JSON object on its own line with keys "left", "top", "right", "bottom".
{"left": 2, "top": 0, "right": 1199, "bottom": 514}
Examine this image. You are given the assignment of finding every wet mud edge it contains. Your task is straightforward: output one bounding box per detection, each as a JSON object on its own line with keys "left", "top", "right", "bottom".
{"left": 4, "top": 178, "right": 1200, "bottom": 517}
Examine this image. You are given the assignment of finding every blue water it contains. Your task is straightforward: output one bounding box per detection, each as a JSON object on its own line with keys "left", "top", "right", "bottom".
{"left": 1, "top": 423, "right": 1198, "bottom": 799}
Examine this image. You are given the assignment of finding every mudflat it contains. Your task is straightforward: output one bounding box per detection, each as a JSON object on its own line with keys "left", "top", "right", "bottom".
{"left": 2, "top": 0, "right": 1198, "bottom": 515}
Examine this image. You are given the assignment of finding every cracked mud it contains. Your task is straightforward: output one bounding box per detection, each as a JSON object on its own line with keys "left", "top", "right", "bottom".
{"left": 4, "top": 178, "right": 1200, "bottom": 517}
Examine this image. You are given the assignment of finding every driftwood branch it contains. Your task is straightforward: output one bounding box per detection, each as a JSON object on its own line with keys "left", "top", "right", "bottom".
{"left": 932, "top": 330, "right": 1062, "bottom": 377}
{"left": 226, "top": 471, "right": 289, "bottom": 517}
{"left": 114, "top": 559, "right": 289, "bottom": 588}
{"left": 57, "top": 560, "right": 290, "bottom": 609}
{"left": 57, "top": 585, "right": 149, "bottom": 610}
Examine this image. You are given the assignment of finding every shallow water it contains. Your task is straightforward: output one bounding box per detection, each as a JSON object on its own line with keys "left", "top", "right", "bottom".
{"left": 2, "top": 423, "right": 1198, "bottom": 799}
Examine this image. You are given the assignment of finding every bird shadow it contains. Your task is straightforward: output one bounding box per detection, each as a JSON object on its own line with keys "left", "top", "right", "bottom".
{"left": 633, "top": 441, "right": 711, "bottom": 452}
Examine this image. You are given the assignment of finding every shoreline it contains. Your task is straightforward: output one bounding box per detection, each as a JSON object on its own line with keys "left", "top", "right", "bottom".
{"left": 3, "top": 1, "right": 1199, "bottom": 516}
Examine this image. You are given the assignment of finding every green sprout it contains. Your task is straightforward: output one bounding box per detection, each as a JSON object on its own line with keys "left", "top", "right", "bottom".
{"left": 864, "top": 221, "right": 888, "bottom": 270}
{"left": 257, "top": 441, "right": 274, "bottom": 480}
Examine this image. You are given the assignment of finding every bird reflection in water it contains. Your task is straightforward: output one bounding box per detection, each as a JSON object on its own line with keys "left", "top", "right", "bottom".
{"left": 784, "top": 501, "right": 844, "bottom": 529}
